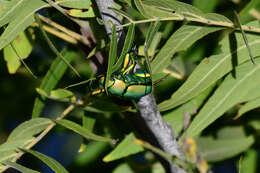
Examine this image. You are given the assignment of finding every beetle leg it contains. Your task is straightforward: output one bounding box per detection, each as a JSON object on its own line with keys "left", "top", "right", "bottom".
{"left": 122, "top": 53, "right": 136, "bottom": 75}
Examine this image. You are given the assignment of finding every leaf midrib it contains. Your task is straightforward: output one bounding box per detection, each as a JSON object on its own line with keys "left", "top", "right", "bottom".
{"left": 165, "top": 39, "right": 260, "bottom": 109}
{"left": 0, "top": 0, "right": 25, "bottom": 26}
{"left": 190, "top": 63, "right": 260, "bottom": 136}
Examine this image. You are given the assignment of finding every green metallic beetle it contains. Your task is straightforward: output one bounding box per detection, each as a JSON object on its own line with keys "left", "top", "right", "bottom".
{"left": 90, "top": 46, "right": 152, "bottom": 100}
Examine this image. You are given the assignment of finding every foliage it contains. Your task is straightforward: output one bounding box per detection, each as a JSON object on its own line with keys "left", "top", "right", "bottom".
{"left": 1, "top": 0, "right": 260, "bottom": 172}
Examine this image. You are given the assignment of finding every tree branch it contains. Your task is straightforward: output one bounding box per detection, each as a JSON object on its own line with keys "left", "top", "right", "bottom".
{"left": 95, "top": 1, "right": 186, "bottom": 173}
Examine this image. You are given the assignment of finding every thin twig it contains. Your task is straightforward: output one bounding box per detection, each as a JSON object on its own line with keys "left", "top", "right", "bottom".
{"left": 1, "top": 103, "right": 76, "bottom": 172}
{"left": 118, "top": 16, "right": 260, "bottom": 34}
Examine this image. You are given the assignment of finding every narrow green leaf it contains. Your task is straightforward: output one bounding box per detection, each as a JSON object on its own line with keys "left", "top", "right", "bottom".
{"left": 103, "top": 133, "right": 143, "bottom": 162}
{"left": 112, "top": 23, "right": 135, "bottom": 72}
{"left": 163, "top": 84, "right": 215, "bottom": 136}
{"left": 240, "top": 149, "right": 258, "bottom": 173}
{"left": 0, "top": 137, "right": 33, "bottom": 153}
{"left": 145, "top": 21, "right": 161, "bottom": 74}
{"left": 24, "top": 149, "right": 69, "bottom": 173}
{"left": 32, "top": 49, "right": 77, "bottom": 118}
{"left": 55, "top": 119, "right": 116, "bottom": 144}
{"left": 0, "top": 0, "right": 47, "bottom": 50}
{"left": 186, "top": 58, "right": 260, "bottom": 137}
{"left": 2, "top": 161, "right": 40, "bottom": 173}
{"left": 0, "top": 0, "right": 27, "bottom": 27}
{"left": 196, "top": 136, "right": 254, "bottom": 162}
{"left": 7, "top": 118, "right": 52, "bottom": 141}
{"left": 238, "top": 97, "right": 260, "bottom": 118}
{"left": 134, "top": 0, "right": 150, "bottom": 18}
{"left": 145, "top": 21, "right": 161, "bottom": 53}
{"left": 3, "top": 31, "right": 32, "bottom": 74}
{"left": 151, "top": 25, "right": 222, "bottom": 74}
{"left": 50, "top": 89, "right": 76, "bottom": 102}
{"left": 159, "top": 21, "right": 260, "bottom": 110}
{"left": 109, "top": 7, "right": 134, "bottom": 22}
{"left": 234, "top": 11, "right": 255, "bottom": 64}
{"left": 105, "top": 24, "right": 117, "bottom": 93}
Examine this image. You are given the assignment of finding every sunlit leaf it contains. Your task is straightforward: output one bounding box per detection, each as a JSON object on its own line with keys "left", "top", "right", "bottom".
{"left": 186, "top": 58, "right": 260, "bottom": 137}
{"left": 3, "top": 31, "right": 32, "bottom": 74}
{"left": 160, "top": 21, "right": 260, "bottom": 110}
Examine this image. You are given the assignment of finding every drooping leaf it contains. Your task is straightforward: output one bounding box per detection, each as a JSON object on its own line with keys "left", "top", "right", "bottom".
{"left": 3, "top": 31, "right": 32, "bottom": 74}
{"left": 0, "top": 137, "right": 34, "bottom": 167}
{"left": 145, "top": 21, "right": 161, "bottom": 74}
{"left": 24, "top": 149, "right": 69, "bottom": 173}
{"left": 55, "top": 119, "right": 116, "bottom": 144}
{"left": 105, "top": 24, "right": 117, "bottom": 93}
{"left": 160, "top": 21, "right": 260, "bottom": 110}
{"left": 32, "top": 49, "right": 77, "bottom": 118}
{"left": 196, "top": 136, "right": 254, "bottom": 162}
{"left": 103, "top": 133, "right": 144, "bottom": 162}
{"left": 112, "top": 23, "right": 135, "bottom": 72}
{"left": 186, "top": 58, "right": 260, "bottom": 137}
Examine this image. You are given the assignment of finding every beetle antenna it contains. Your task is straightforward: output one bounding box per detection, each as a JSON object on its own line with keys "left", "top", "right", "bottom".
{"left": 64, "top": 77, "right": 99, "bottom": 89}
